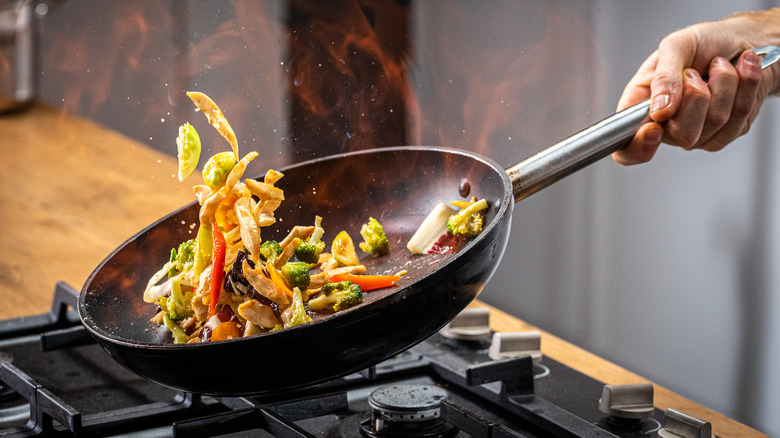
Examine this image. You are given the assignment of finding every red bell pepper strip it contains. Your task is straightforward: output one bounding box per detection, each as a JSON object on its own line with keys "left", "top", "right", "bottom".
{"left": 208, "top": 222, "right": 226, "bottom": 318}
{"left": 329, "top": 273, "right": 401, "bottom": 291}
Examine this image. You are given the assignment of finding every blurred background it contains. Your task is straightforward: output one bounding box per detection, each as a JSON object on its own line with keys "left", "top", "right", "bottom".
{"left": 9, "top": 0, "right": 780, "bottom": 435}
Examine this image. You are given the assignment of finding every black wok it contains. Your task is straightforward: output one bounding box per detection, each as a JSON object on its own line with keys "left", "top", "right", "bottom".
{"left": 79, "top": 46, "right": 780, "bottom": 396}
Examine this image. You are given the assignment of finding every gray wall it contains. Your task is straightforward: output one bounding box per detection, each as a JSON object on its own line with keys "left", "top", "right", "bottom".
{"left": 34, "top": 0, "right": 780, "bottom": 435}
{"left": 413, "top": 1, "right": 780, "bottom": 435}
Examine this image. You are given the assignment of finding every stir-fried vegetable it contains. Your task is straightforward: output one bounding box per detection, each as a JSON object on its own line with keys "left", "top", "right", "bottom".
{"left": 281, "top": 262, "right": 311, "bottom": 291}
{"left": 169, "top": 240, "right": 195, "bottom": 277}
{"left": 186, "top": 91, "right": 239, "bottom": 160}
{"left": 258, "top": 240, "right": 283, "bottom": 264}
{"left": 176, "top": 122, "right": 201, "bottom": 181}
{"left": 208, "top": 222, "right": 226, "bottom": 318}
{"left": 329, "top": 273, "right": 400, "bottom": 291}
{"left": 211, "top": 321, "right": 242, "bottom": 341}
{"left": 145, "top": 91, "right": 407, "bottom": 344}
{"left": 407, "top": 198, "right": 489, "bottom": 254}
{"left": 284, "top": 288, "right": 312, "bottom": 327}
{"left": 332, "top": 231, "right": 359, "bottom": 266}
{"left": 307, "top": 281, "right": 363, "bottom": 312}
{"left": 202, "top": 151, "right": 236, "bottom": 189}
{"left": 447, "top": 198, "right": 488, "bottom": 237}
{"left": 359, "top": 217, "right": 389, "bottom": 255}
{"left": 295, "top": 216, "right": 325, "bottom": 264}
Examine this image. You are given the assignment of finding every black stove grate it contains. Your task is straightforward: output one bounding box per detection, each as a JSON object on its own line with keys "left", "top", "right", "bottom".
{"left": 0, "top": 283, "right": 703, "bottom": 438}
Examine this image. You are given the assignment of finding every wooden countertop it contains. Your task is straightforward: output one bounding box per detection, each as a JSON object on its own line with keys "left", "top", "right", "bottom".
{"left": 0, "top": 103, "right": 766, "bottom": 437}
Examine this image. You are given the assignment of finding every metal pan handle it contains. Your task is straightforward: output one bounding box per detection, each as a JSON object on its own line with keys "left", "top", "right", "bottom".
{"left": 507, "top": 45, "right": 780, "bottom": 202}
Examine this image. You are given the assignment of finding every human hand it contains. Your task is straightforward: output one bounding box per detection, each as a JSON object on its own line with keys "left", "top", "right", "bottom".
{"left": 612, "top": 9, "right": 780, "bottom": 165}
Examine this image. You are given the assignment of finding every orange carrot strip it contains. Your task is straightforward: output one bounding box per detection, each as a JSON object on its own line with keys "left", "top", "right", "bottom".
{"left": 329, "top": 274, "right": 401, "bottom": 291}
{"left": 267, "top": 264, "right": 295, "bottom": 298}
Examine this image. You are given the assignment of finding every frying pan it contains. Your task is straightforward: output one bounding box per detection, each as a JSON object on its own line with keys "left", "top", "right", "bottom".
{"left": 79, "top": 46, "right": 780, "bottom": 396}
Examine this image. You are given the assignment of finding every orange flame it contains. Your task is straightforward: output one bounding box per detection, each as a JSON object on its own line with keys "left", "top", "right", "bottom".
{"left": 38, "top": 2, "right": 599, "bottom": 170}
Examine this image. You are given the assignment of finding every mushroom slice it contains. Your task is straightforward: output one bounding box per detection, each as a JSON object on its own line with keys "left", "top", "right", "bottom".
{"left": 186, "top": 91, "right": 239, "bottom": 159}
{"left": 308, "top": 272, "right": 330, "bottom": 290}
{"left": 238, "top": 299, "right": 281, "bottom": 329}
{"left": 246, "top": 179, "right": 285, "bottom": 202}
{"left": 275, "top": 237, "right": 301, "bottom": 269}
{"left": 234, "top": 191, "right": 261, "bottom": 263}
{"left": 324, "top": 264, "right": 367, "bottom": 276}
{"left": 225, "top": 152, "right": 258, "bottom": 190}
{"left": 242, "top": 259, "right": 289, "bottom": 306}
{"left": 279, "top": 226, "right": 314, "bottom": 249}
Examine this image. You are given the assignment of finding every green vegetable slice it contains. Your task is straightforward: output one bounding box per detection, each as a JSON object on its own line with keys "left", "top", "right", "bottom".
{"left": 202, "top": 151, "right": 236, "bottom": 189}
{"left": 176, "top": 122, "right": 201, "bottom": 181}
{"left": 332, "top": 231, "right": 359, "bottom": 266}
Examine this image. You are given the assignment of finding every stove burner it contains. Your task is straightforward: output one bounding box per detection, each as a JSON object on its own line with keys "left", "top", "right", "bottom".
{"left": 360, "top": 384, "right": 456, "bottom": 438}
{"left": 0, "top": 376, "right": 29, "bottom": 430}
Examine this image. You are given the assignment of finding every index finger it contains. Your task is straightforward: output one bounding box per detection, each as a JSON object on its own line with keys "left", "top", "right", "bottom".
{"left": 648, "top": 33, "right": 698, "bottom": 122}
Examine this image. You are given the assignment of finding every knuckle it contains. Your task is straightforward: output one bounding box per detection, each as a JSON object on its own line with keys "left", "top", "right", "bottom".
{"left": 669, "top": 127, "right": 701, "bottom": 149}
{"left": 731, "top": 100, "right": 755, "bottom": 119}
{"left": 684, "top": 83, "right": 711, "bottom": 102}
{"left": 705, "top": 111, "right": 729, "bottom": 129}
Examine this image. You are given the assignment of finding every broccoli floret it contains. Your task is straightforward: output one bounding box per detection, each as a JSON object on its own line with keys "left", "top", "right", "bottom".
{"left": 159, "top": 278, "right": 194, "bottom": 321}
{"left": 168, "top": 239, "right": 196, "bottom": 276}
{"left": 447, "top": 198, "right": 488, "bottom": 238}
{"left": 307, "top": 281, "right": 363, "bottom": 313}
{"left": 359, "top": 217, "right": 390, "bottom": 255}
{"left": 295, "top": 215, "right": 326, "bottom": 263}
{"left": 287, "top": 287, "right": 313, "bottom": 327}
{"left": 258, "top": 240, "right": 283, "bottom": 264}
{"left": 281, "top": 262, "right": 311, "bottom": 291}
{"left": 296, "top": 240, "right": 326, "bottom": 264}
{"left": 163, "top": 314, "right": 189, "bottom": 344}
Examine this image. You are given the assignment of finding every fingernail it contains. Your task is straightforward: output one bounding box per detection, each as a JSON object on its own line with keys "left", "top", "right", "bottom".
{"left": 745, "top": 51, "right": 760, "bottom": 67}
{"left": 645, "top": 128, "right": 662, "bottom": 146}
{"left": 685, "top": 69, "right": 700, "bottom": 80}
{"left": 714, "top": 56, "right": 730, "bottom": 68}
{"left": 650, "top": 94, "right": 671, "bottom": 113}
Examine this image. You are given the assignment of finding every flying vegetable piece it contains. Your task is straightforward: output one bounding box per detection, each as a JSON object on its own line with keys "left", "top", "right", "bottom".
{"left": 447, "top": 198, "right": 488, "bottom": 238}
{"left": 307, "top": 281, "right": 363, "bottom": 313}
{"left": 176, "top": 122, "right": 201, "bottom": 181}
{"left": 202, "top": 151, "right": 236, "bottom": 189}
{"left": 258, "top": 240, "right": 283, "bottom": 264}
{"left": 295, "top": 215, "right": 325, "bottom": 264}
{"left": 332, "top": 230, "right": 359, "bottom": 266}
{"left": 186, "top": 91, "right": 239, "bottom": 160}
{"left": 281, "top": 261, "right": 311, "bottom": 291}
{"left": 358, "top": 217, "right": 389, "bottom": 255}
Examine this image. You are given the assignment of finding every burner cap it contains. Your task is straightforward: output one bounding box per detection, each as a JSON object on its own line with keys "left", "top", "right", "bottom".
{"left": 369, "top": 384, "right": 448, "bottom": 421}
{"left": 361, "top": 384, "right": 455, "bottom": 438}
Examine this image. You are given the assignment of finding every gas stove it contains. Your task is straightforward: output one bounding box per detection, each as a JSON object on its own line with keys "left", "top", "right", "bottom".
{"left": 0, "top": 283, "right": 716, "bottom": 437}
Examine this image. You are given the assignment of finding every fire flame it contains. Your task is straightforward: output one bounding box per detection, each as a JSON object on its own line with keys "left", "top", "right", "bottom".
{"left": 37, "top": 1, "right": 599, "bottom": 170}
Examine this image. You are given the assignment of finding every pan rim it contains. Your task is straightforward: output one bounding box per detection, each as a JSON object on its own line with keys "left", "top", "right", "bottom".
{"left": 78, "top": 145, "right": 513, "bottom": 350}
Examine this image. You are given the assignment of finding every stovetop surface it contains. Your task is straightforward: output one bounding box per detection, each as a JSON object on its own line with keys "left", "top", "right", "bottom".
{"left": 0, "top": 333, "right": 665, "bottom": 438}
{"left": 0, "top": 284, "right": 694, "bottom": 438}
